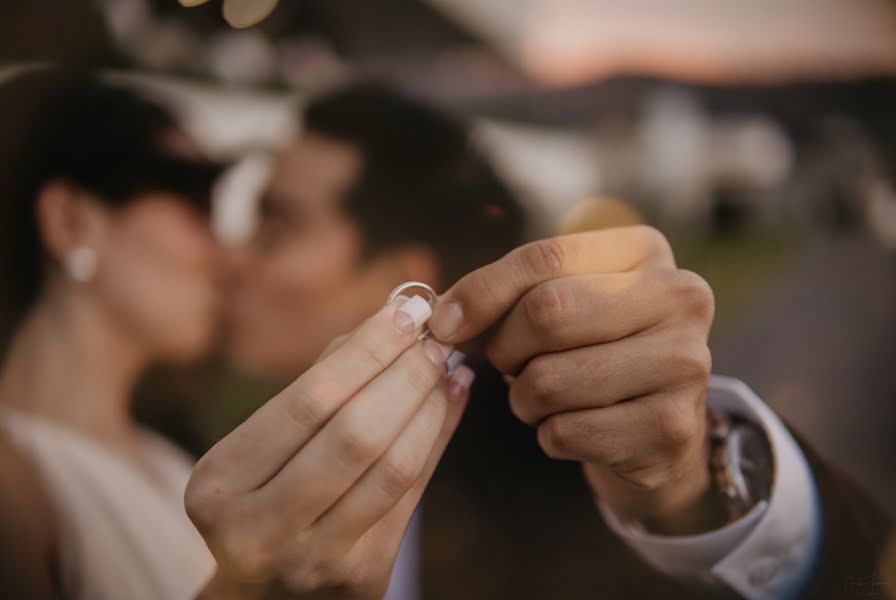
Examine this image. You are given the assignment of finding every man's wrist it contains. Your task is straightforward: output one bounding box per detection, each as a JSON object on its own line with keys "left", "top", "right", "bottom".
{"left": 584, "top": 435, "right": 729, "bottom": 536}
{"left": 597, "top": 376, "right": 821, "bottom": 600}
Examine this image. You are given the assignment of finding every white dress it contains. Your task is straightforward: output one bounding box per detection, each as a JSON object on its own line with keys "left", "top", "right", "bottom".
{"left": 0, "top": 409, "right": 216, "bottom": 600}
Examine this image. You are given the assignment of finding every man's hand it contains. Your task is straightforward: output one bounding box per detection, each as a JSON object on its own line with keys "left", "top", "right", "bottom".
{"left": 187, "top": 297, "right": 474, "bottom": 599}
{"left": 429, "top": 226, "right": 725, "bottom": 535}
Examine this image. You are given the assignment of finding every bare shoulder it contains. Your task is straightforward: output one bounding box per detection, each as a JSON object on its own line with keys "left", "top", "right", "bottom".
{"left": 0, "top": 429, "right": 61, "bottom": 598}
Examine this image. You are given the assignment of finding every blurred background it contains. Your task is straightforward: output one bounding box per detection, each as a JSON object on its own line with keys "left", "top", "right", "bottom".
{"left": 2, "top": 0, "right": 895, "bottom": 592}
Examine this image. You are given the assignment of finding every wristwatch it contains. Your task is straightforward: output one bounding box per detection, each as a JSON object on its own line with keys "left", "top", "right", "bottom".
{"left": 707, "top": 408, "right": 774, "bottom": 521}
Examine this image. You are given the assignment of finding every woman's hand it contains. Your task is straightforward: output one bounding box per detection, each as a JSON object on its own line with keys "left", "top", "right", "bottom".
{"left": 187, "top": 296, "right": 474, "bottom": 599}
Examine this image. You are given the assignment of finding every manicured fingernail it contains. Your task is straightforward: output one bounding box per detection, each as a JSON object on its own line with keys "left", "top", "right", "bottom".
{"left": 394, "top": 295, "right": 432, "bottom": 334}
{"left": 423, "top": 339, "right": 451, "bottom": 365}
{"left": 447, "top": 351, "right": 467, "bottom": 373}
{"left": 430, "top": 301, "right": 463, "bottom": 340}
{"left": 449, "top": 365, "right": 476, "bottom": 399}
{"left": 435, "top": 341, "right": 455, "bottom": 361}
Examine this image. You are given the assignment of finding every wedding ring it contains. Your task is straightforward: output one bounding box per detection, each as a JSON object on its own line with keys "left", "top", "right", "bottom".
{"left": 387, "top": 281, "right": 438, "bottom": 306}
{"left": 387, "top": 281, "right": 438, "bottom": 339}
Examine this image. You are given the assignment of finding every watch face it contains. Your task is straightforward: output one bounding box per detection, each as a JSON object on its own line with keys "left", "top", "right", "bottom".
{"left": 731, "top": 425, "right": 774, "bottom": 503}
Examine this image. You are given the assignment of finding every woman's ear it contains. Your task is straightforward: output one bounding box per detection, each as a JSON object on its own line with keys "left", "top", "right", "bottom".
{"left": 34, "top": 179, "right": 107, "bottom": 276}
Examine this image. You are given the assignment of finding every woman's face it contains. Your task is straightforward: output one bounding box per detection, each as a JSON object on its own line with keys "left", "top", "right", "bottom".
{"left": 94, "top": 194, "right": 219, "bottom": 362}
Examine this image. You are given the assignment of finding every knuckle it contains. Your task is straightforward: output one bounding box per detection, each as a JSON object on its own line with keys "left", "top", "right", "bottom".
{"left": 184, "top": 465, "right": 226, "bottom": 532}
{"left": 633, "top": 225, "right": 673, "bottom": 262}
{"left": 683, "top": 342, "right": 712, "bottom": 383}
{"left": 217, "top": 527, "right": 274, "bottom": 582}
{"left": 358, "top": 338, "right": 395, "bottom": 373}
{"left": 405, "top": 350, "right": 439, "bottom": 396}
{"left": 309, "top": 560, "right": 376, "bottom": 597}
{"left": 376, "top": 455, "right": 420, "bottom": 501}
{"left": 672, "top": 270, "right": 715, "bottom": 322}
{"left": 507, "top": 386, "right": 535, "bottom": 425}
{"left": 285, "top": 386, "right": 331, "bottom": 432}
{"left": 521, "top": 238, "right": 567, "bottom": 279}
{"left": 537, "top": 415, "right": 570, "bottom": 459}
{"left": 469, "top": 268, "right": 505, "bottom": 306}
{"left": 508, "top": 380, "right": 549, "bottom": 426}
{"left": 341, "top": 561, "right": 387, "bottom": 598}
{"left": 318, "top": 334, "right": 349, "bottom": 361}
{"left": 653, "top": 401, "right": 700, "bottom": 451}
{"left": 316, "top": 559, "right": 350, "bottom": 587}
{"left": 593, "top": 432, "right": 632, "bottom": 470}
{"left": 525, "top": 355, "right": 562, "bottom": 408}
{"left": 280, "top": 565, "right": 330, "bottom": 595}
{"left": 334, "top": 421, "right": 381, "bottom": 467}
{"left": 668, "top": 338, "right": 712, "bottom": 385}
{"left": 523, "top": 282, "right": 577, "bottom": 338}
{"left": 623, "top": 464, "right": 673, "bottom": 492}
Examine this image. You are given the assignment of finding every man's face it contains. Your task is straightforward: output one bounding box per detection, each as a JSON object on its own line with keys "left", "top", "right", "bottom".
{"left": 222, "top": 133, "right": 392, "bottom": 378}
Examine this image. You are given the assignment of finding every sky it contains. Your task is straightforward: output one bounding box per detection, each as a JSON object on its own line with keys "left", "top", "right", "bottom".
{"left": 426, "top": 0, "right": 896, "bottom": 85}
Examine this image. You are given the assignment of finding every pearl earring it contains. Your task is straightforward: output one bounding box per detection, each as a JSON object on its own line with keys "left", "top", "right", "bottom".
{"left": 66, "top": 247, "right": 97, "bottom": 283}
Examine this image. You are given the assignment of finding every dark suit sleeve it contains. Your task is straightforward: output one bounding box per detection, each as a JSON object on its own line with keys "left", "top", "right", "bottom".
{"left": 587, "top": 427, "right": 893, "bottom": 600}
{"left": 790, "top": 429, "right": 893, "bottom": 599}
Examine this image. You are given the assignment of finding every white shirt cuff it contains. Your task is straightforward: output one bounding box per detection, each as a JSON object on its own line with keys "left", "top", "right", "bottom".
{"left": 598, "top": 375, "right": 822, "bottom": 600}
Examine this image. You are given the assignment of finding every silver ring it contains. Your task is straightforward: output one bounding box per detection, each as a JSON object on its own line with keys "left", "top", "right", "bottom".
{"left": 387, "top": 281, "right": 438, "bottom": 306}
{"left": 387, "top": 281, "right": 438, "bottom": 340}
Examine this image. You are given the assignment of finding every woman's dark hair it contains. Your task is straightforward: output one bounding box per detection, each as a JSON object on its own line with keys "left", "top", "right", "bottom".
{"left": 304, "top": 82, "right": 527, "bottom": 287}
{"left": 0, "top": 68, "right": 223, "bottom": 327}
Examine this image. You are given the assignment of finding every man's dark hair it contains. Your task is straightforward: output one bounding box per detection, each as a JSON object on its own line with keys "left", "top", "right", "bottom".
{"left": 0, "top": 68, "right": 223, "bottom": 325}
{"left": 304, "top": 82, "right": 526, "bottom": 287}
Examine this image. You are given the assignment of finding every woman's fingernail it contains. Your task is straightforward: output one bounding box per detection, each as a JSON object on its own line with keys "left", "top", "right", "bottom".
{"left": 423, "top": 339, "right": 451, "bottom": 365}
{"left": 447, "top": 351, "right": 467, "bottom": 373}
{"left": 394, "top": 295, "right": 432, "bottom": 334}
{"left": 430, "top": 301, "right": 463, "bottom": 340}
{"left": 449, "top": 365, "right": 476, "bottom": 399}
{"left": 435, "top": 341, "right": 455, "bottom": 361}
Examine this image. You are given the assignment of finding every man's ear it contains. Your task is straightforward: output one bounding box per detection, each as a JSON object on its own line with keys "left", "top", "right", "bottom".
{"left": 34, "top": 179, "right": 107, "bottom": 267}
